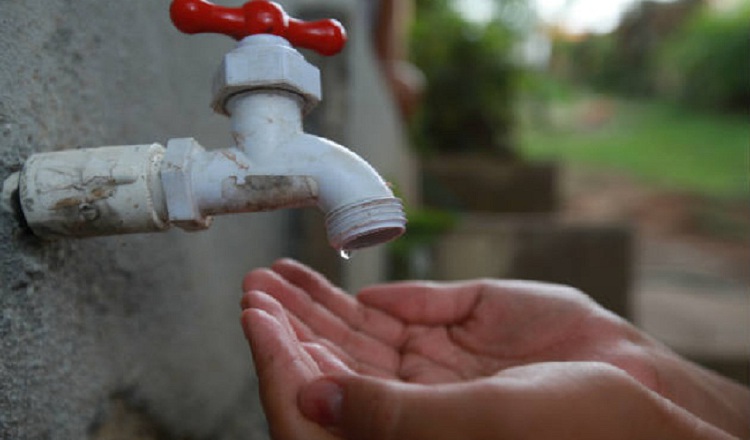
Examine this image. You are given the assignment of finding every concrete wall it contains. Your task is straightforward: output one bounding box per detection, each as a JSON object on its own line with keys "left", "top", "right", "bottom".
{"left": 0, "top": 1, "right": 413, "bottom": 439}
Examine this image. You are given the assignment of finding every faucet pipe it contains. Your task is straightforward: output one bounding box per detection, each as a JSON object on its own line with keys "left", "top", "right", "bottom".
{"left": 4, "top": 87, "right": 405, "bottom": 250}
{"left": 1, "top": 3, "right": 407, "bottom": 252}
{"left": 3, "top": 139, "right": 318, "bottom": 238}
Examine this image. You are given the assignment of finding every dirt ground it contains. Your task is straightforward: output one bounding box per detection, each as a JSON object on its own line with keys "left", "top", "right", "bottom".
{"left": 561, "top": 166, "right": 749, "bottom": 361}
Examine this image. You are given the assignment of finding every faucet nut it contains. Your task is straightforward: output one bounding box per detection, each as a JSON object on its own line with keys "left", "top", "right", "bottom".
{"left": 212, "top": 35, "right": 322, "bottom": 116}
{"left": 161, "top": 138, "right": 213, "bottom": 231}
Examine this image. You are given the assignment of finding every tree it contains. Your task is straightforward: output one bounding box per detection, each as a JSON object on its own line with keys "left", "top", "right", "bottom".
{"left": 410, "top": 0, "right": 529, "bottom": 158}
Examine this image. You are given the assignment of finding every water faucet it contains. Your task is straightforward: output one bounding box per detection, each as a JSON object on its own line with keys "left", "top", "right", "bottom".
{"left": 1, "top": 0, "right": 406, "bottom": 254}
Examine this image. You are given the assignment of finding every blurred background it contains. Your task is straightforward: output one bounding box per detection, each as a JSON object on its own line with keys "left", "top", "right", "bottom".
{"left": 389, "top": 0, "right": 749, "bottom": 385}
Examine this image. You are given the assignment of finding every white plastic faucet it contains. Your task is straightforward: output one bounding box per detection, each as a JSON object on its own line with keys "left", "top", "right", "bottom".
{"left": 0, "top": 0, "right": 406, "bottom": 253}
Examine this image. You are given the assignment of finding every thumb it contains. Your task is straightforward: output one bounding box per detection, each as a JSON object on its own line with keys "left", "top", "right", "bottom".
{"left": 298, "top": 375, "right": 500, "bottom": 440}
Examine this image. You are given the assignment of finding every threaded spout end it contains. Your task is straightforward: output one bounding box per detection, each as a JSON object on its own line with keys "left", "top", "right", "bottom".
{"left": 325, "top": 197, "right": 406, "bottom": 252}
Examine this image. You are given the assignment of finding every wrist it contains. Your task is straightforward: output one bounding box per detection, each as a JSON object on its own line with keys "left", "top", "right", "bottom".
{"left": 654, "top": 348, "right": 750, "bottom": 438}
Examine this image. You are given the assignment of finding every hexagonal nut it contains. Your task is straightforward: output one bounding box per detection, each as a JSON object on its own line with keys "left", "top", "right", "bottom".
{"left": 161, "top": 138, "right": 212, "bottom": 231}
{"left": 212, "top": 37, "right": 322, "bottom": 116}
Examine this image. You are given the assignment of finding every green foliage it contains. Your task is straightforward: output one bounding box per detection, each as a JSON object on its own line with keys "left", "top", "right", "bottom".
{"left": 550, "top": 1, "right": 750, "bottom": 112}
{"left": 658, "top": 3, "right": 750, "bottom": 110}
{"left": 520, "top": 94, "right": 749, "bottom": 199}
{"left": 409, "top": 0, "right": 523, "bottom": 157}
{"left": 552, "top": 34, "right": 621, "bottom": 92}
{"left": 388, "top": 207, "right": 458, "bottom": 279}
{"left": 390, "top": 207, "right": 458, "bottom": 252}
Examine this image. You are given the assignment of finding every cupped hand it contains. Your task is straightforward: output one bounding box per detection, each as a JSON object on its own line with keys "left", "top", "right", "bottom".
{"left": 240, "top": 288, "right": 341, "bottom": 440}
{"left": 296, "top": 361, "right": 734, "bottom": 440}
{"left": 243, "top": 259, "right": 657, "bottom": 385}
{"left": 241, "top": 259, "right": 749, "bottom": 439}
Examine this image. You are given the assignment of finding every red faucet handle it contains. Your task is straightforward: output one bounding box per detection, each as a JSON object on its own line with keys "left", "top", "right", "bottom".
{"left": 170, "top": 0, "right": 347, "bottom": 56}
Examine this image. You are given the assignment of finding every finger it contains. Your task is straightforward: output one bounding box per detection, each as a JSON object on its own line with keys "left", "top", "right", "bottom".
{"left": 244, "top": 267, "right": 401, "bottom": 375}
{"left": 241, "top": 290, "right": 326, "bottom": 388}
{"left": 243, "top": 290, "right": 384, "bottom": 377}
{"left": 283, "top": 307, "right": 319, "bottom": 342}
{"left": 240, "top": 308, "right": 330, "bottom": 440}
{"left": 290, "top": 314, "right": 396, "bottom": 379}
{"left": 241, "top": 308, "right": 317, "bottom": 380}
{"left": 298, "top": 375, "right": 505, "bottom": 440}
{"left": 303, "top": 342, "right": 356, "bottom": 376}
{"left": 242, "top": 290, "right": 300, "bottom": 343}
{"left": 357, "top": 281, "right": 482, "bottom": 325}
{"left": 247, "top": 297, "right": 395, "bottom": 379}
{"left": 272, "top": 258, "right": 406, "bottom": 347}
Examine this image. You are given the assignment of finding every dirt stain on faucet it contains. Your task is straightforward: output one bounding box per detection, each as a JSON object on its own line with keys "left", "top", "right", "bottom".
{"left": 215, "top": 175, "right": 318, "bottom": 214}
{"left": 220, "top": 149, "right": 249, "bottom": 170}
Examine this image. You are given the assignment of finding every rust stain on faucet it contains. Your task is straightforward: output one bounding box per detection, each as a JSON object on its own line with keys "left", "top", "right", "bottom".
{"left": 52, "top": 197, "right": 83, "bottom": 210}
{"left": 51, "top": 185, "right": 115, "bottom": 211}
{"left": 214, "top": 175, "right": 317, "bottom": 214}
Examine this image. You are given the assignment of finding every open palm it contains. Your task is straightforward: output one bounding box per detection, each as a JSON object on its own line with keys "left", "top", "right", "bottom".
{"left": 242, "top": 258, "right": 659, "bottom": 389}
{"left": 241, "top": 259, "right": 749, "bottom": 440}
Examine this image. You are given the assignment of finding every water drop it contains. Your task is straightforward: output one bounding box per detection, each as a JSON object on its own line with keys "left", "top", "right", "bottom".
{"left": 339, "top": 249, "right": 351, "bottom": 260}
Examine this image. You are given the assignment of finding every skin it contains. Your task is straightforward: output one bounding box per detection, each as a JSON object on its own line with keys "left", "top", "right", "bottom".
{"left": 240, "top": 258, "right": 749, "bottom": 440}
{"left": 373, "top": 0, "right": 424, "bottom": 120}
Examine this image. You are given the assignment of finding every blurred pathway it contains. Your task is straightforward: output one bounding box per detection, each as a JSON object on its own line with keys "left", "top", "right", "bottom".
{"left": 561, "top": 166, "right": 749, "bottom": 362}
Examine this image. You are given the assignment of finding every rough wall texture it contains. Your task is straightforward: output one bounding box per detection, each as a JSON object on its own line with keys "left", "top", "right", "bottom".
{"left": 0, "top": 1, "right": 291, "bottom": 438}
{"left": 0, "top": 1, "right": 415, "bottom": 437}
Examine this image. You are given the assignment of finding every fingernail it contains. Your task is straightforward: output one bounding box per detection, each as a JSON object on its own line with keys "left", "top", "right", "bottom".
{"left": 298, "top": 378, "right": 343, "bottom": 427}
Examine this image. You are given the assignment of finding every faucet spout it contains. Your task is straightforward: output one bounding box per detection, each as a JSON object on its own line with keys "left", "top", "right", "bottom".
{"left": 267, "top": 133, "right": 406, "bottom": 252}
{"left": 222, "top": 90, "right": 406, "bottom": 251}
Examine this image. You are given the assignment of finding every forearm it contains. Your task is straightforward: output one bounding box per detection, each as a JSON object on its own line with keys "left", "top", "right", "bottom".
{"left": 373, "top": 0, "right": 413, "bottom": 62}
{"left": 656, "top": 349, "right": 750, "bottom": 439}
{"left": 604, "top": 315, "right": 748, "bottom": 438}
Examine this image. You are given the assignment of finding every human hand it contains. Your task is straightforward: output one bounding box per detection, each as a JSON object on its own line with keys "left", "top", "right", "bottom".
{"left": 241, "top": 259, "right": 749, "bottom": 439}
{"left": 296, "top": 361, "right": 734, "bottom": 440}
{"left": 240, "top": 281, "right": 733, "bottom": 440}
{"left": 240, "top": 286, "right": 342, "bottom": 440}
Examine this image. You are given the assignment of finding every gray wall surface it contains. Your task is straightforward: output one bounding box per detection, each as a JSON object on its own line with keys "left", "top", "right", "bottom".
{"left": 0, "top": 1, "right": 415, "bottom": 438}
{"left": 0, "top": 1, "right": 375, "bottom": 438}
